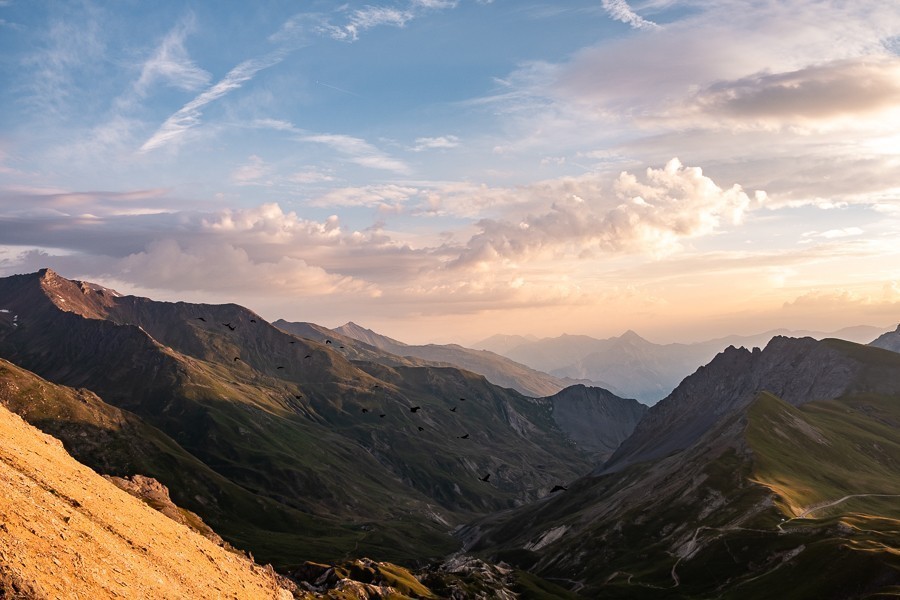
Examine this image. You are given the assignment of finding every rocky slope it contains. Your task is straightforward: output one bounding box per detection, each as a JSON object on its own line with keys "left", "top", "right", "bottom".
{"left": 0, "top": 269, "right": 592, "bottom": 567}
{"left": 870, "top": 323, "right": 900, "bottom": 352}
{"left": 467, "top": 337, "right": 900, "bottom": 598}
{"left": 0, "top": 403, "right": 295, "bottom": 600}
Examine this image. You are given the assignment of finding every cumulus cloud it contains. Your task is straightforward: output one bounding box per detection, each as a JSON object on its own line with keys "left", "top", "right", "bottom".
{"left": 118, "top": 238, "right": 379, "bottom": 296}
{"left": 449, "top": 158, "right": 763, "bottom": 268}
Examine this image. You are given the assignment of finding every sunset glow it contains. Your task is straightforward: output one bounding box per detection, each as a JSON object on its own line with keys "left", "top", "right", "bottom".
{"left": 1, "top": 1, "right": 898, "bottom": 343}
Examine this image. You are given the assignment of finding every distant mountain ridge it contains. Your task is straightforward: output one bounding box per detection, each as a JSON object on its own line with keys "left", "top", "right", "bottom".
{"left": 474, "top": 325, "right": 893, "bottom": 403}
{"left": 275, "top": 319, "right": 583, "bottom": 398}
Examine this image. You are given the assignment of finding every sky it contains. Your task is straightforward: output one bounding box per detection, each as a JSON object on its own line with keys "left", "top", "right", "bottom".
{"left": 1, "top": 0, "right": 899, "bottom": 345}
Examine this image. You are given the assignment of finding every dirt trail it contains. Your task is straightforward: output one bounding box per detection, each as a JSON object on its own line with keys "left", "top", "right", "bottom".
{"left": 0, "top": 404, "right": 293, "bottom": 600}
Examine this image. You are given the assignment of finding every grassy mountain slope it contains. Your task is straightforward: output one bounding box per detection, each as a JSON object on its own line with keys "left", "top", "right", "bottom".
{"left": 0, "top": 269, "right": 591, "bottom": 567}
{"left": 468, "top": 337, "right": 900, "bottom": 598}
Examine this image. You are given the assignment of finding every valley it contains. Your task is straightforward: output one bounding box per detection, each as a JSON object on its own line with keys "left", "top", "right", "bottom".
{"left": 0, "top": 269, "right": 897, "bottom": 598}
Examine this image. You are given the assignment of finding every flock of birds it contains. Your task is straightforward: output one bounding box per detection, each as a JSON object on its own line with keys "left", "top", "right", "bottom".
{"left": 195, "top": 314, "right": 570, "bottom": 496}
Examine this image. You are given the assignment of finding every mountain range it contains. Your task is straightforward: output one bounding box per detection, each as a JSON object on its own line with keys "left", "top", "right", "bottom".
{"left": 0, "top": 269, "right": 643, "bottom": 569}
{"left": 467, "top": 335, "right": 900, "bottom": 598}
{"left": 1, "top": 268, "right": 897, "bottom": 598}
{"left": 474, "top": 325, "right": 892, "bottom": 404}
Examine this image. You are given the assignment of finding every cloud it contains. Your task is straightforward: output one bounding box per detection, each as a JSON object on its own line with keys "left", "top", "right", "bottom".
{"left": 302, "top": 134, "right": 411, "bottom": 174}
{"left": 275, "top": 1, "right": 460, "bottom": 44}
{"left": 601, "top": 0, "right": 660, "bottom": 30}
{"left": 801, "top": 227, "right": 864, "bottom": 240}
{"left": 118, "top": 238, "right": 379, "bottom": 297}
{"left": 22, "top": 13, "right": 105, "bottom": 120}
{"left": 288, "top": 169, "right": 334, "bottom": 184}
{"left": 317, "top": 6, "right": 415, "bottom": 41}
{"left": 412, "top": 135, "right": 460, "bottom": 151}
{"left": 308, "top": 185, "right": 421, "bottom": 211}
{"left": 230, "top": 155, "right": 273, "bottom": 186}
{"left": 133, "top": 14, "right": 211, "bottom": 96}
{"left": 140, "top": 49, "right": 287, "bottom": 152}
{"left": 686, "top": 57, "right": 900, "bottom": 129}
{"left": 449, "top": 158, "right": 763, "bottom": 268}
{"left": 782, "top": 285, "right": 900, "bottom": 318}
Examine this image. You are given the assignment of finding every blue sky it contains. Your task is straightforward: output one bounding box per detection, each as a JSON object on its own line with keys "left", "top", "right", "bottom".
{"left": 1, "top": 1, "right": 899, "bottom": 344}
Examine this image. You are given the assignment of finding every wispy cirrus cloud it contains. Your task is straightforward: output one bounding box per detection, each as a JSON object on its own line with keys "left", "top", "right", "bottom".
{"left": 412, "top": 135, "right": 460, "bottom": 151}
{"left": 274, "top": 0, "right": 460, "bottom": 44}
{"left": 302, "top": 133, "right": 411, "bottom": 174}
{"left": 601, "top": 0, "right": 660, "bottom": 30}
{"left": 139, "top": 49, "right": 287, "bottom": 153}
{"left": 133, "top": 14, "right": 211, "bottom": 96}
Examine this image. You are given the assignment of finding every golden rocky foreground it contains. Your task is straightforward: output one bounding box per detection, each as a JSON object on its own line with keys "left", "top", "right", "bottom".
{"left": 0, "top": 404, "right": 294, "bottom": 600}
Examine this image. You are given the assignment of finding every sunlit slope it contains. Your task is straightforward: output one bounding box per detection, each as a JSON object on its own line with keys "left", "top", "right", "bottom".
{"left": 0, "top": 403, "right": 294, "bottom": 600}
{"left": 747, "top": 390, "right": 900, "bottom": 518}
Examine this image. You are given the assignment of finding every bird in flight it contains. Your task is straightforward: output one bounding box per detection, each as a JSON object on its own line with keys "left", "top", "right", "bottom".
{"left": 233, "top": 357, "right": 241, "bottom": 362}
{"left": 289, "top": 341, "right": 296, "bottom": 344}
{"left": 460, "top": 398, "right": 466, "bottom": 402}
{"left": 222, "top": 322, "right": 235, "bottom": 331}
{"left": 325, "top": 340, "right": 332, "bottom": 345}
{"left": 250, "top": 319, "right": 257, "bottom": 323}
{"left": 304, "top": 354, "right": 312, "bottom": 359}
{"left": 450, "top": 407, "right": 457, "bottom": 412}
{"left": 196, "top": 317, "right": 206, "bottom": 322}
{"left": 458, "top": 433, "right": 469, "bottom": 439}
{"left": 479, "top": 473, "right": 490, "bottom": 482}
{"left": 294, "top": 395, "right": 303, "bottom": 399}
{"left": 379, "top": 414, "right": 386, "bottom": 418}
{"left": 277, "top": 366, "right": 285, "bottom": 370}
{"left": 410, "top": 406, "right": 421, "bottom": 413}
{"left": 417, "top": 426, "right": 424, "bottom": 432}
{"left": 550, "top": 485, "right": 568, "bottom": 493}
{"left": 361, "top": 408, "right": 370, "bottom": 413}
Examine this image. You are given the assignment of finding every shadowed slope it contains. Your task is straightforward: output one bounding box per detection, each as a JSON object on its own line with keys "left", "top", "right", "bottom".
{"left": 0, "top": 269, "right": 591, "bottom": 566}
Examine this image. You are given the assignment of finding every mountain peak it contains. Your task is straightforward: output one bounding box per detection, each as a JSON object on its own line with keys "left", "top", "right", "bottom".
{"left": 618, "top": 329, "right": 646, "bottom": 342}
{"left": 334, "top": 321, "right": 408, "bottom": 348}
